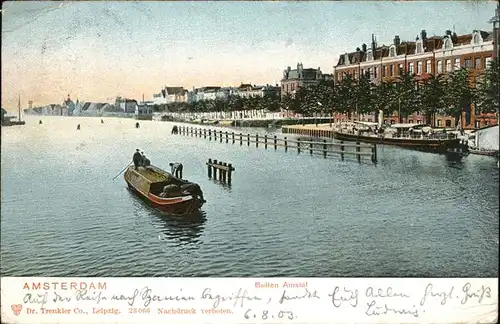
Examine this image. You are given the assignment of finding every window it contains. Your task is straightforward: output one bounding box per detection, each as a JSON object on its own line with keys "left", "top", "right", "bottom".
{"left": 437, "top": 120, "right": 442, "bottom": 127}
{"left": 416, "top": 42, "right": 423, "bottom": 54}
{"left": 473, "top": 33, "right": 481, "bottom": 44}
{"left": 485, "top": 57, "right": 492, "bottom": 69}
{"left": 374, "top": 67, "right": 378, "bottom": 78}
{"left": 389, "top": 65, "right": 394, "bottom": 76}
{"left": 437, "top": 60, "right": 443, "bottom": 73}
{"left": 361, "top": 69, "right": 365, "bottom": 76}
{"left": 417, "top": 61, "right": 422, "bottom": 74}
{"left": 368, "top": 68, "right": 373, "bottom": 78}
{"left": 426, "top": 60, "right": 432, "bottom": 73}
{"left": 454, "top": 58, "right": 460, "bottom": 70}
{"left": 475, "top": 57, "right": 481, "bottom": 69}
{"left": 446, "top": 59, "right": 452, "bottom": 72}
{"left": 389, "top": 47, "right": 396, "bottom": 57}
{"left": 409, "top": 120, "right": 414, "bottom": 124}
{"left": 382, "top": 66, "right": 386, "bottom": 77}
{"left": 444, "top": 38, "right": 453, "bottom": 49}
{"left": 353, "top": 70, "right": 357, "bottom": 79}
{"left": 398, "top": 64, "right": 403, "bottom": 74}
{"left": 367, "top": 50, "right": 373, "bottom": 61}
{"left": 408, "top": 62, "right": 414, "bottom": 74}
{"left": 465, "top": 58, "right": 472, "bottom": 68}
{"left": 445, "top": 120, "right": 451, "bottom": 127}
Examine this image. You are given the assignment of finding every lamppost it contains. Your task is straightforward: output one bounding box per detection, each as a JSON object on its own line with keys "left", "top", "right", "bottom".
{"left": 316, "top": 101, "right": 322, "bottom": 126}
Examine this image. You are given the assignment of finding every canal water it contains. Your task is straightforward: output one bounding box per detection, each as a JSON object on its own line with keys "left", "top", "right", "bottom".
{"left": 1, "top": 116, "right": 498, "bottom": 277}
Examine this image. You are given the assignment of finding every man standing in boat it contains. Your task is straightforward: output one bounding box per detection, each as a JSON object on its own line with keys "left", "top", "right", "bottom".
{"left": 132, "top": 149, "right": 142, "bottom": 170}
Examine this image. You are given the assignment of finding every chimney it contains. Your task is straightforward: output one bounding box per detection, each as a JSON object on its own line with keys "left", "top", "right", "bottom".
{"left": 356, "top": 47, "right": 361, "bottom": 52}
{"left": 421, "top": 29, "right": 427, "bottom": 40}
{"left": 394, "top": 35, "right": 401, "bottom": 46}
{"left": 445, "top": 30, "right": 452, "bottom": 36}
{"left": 371, "top": 34, "right": 377, "bottom": 51}
{"left": 361, "top": 43, "right": 367, "bottom": 52}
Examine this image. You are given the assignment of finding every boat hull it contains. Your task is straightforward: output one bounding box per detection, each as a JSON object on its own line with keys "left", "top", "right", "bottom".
{"left": 332, "top": 131, "right": 462, "bottom": 152}
{"left": 124, "top": 166, "right": 203, "bottom": 216}
{"left": 469, "top": 149, "right": 499, "bottom": 157}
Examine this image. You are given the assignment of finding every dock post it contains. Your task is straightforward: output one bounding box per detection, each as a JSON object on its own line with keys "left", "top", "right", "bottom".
{"left": 284, "top": 137, "right": 288, "bottom": 152}
{"left": 207, "top": 159, "right": 212, "bottom": 178}
{"left": 297, "top": 138, "right": 301, "bottom": 153}
{"left": 232, "top": 132, "right": 235, "bottom": 144}
{"left": 256, "top": 134, "right": 259, "bottom": 147}
{"left": 220, "top": 131, "right": 223, "bottom": 143}
{"left": 221, "top": 162, "right": 228, "bottom": 183}
{"left": 239, "top": 133, "right": 243, "bottom": 145}
{"left": 247, "top": 134, "right": 250, "bottom": 146}
{"left": 340, "top": 141, "right": 345, "bottom": 160}
{"left": 309, "top": 142, "right": 313, "bottom": 155}
{"left": 356, "top": 141, "right": 361, "bottom": 163}
{"left": 371, "top": 144, "right": 377, "bottom": 164}
{"left": 227, "top": 163, "right": 233, "bottom": 185}
{"left": 204, "top": 129, "right": 207, "bottom": 139}
{"left": 323, "top": 140, "right": 327, "bottom": 158}
{"left": 225, "top": 131, "right": 228, "bottom": 143}
{"left": 264, "top": 135, "right": 268, "bottom": 149}
{"left": 209, "top": 129, "right": 212, "bottom": 140}
{"left": 274, "top": 135, "right": 277, "bottom": 150}
{"left": 212, "top": 159, "right": 218, "bottom": 179}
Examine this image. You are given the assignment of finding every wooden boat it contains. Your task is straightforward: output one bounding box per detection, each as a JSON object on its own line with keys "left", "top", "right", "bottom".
{"left": 333, "top": 122, "right": 463, "bottom": 153}
{"left": 468, "top": 148, "right": 499, "bottom": 157}
{"left": 124, "top": 165, "right": 205, "bottom": 216}
{"left": 333, "top": 130, "right": 462, "bottom": 152}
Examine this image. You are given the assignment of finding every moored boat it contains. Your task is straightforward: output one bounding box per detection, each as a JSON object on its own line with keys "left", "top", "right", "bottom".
{"left": 333, "top": 122, "right": 462, "bottom": 153}
{"left": 124, "top": 165, "right": 205, "bottom": 216}
{"left": 468, "top": 148, "right": 499, "bottom": 157}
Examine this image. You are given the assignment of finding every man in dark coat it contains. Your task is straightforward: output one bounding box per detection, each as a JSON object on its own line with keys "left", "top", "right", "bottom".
{"left": 132, "top": 149, "right": 142, "bottom": 170}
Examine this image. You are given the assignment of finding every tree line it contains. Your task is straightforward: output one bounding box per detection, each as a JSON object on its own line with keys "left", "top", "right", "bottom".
{"left": 158, "top": 60, "right": 499, "bottom": 127}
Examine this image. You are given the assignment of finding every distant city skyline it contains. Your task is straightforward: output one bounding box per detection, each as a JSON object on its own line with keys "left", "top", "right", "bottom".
{"left": 1, "top": 1, "right": 497, "bottom": 111}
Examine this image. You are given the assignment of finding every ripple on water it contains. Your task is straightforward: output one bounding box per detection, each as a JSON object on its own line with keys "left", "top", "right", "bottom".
{"left": 1, "top": 116, "right": 498, "bottom": 277}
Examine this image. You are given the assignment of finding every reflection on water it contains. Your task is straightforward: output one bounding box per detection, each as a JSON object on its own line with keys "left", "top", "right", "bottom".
{"left": 128, "top": 189, "right": 206, "bottom": 246}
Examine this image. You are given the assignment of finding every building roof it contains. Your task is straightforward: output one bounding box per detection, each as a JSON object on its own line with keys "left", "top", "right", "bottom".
{"left": 336, "top": 30, "right": 492, "bottom": 67}
{"left": 165, "top": 87, "right": 185, "bottom": 95}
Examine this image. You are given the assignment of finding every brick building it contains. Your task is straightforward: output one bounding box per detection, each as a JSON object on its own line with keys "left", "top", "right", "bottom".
{"left": 334, "top": 29, "right": 496, "bottom": 129}
{"left": 281, "top": 63, "right": 332, "bottom": 98}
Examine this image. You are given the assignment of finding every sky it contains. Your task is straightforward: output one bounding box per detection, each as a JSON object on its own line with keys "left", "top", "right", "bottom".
{"left": 1, "top": 1, "right": 498, "bottom": 111}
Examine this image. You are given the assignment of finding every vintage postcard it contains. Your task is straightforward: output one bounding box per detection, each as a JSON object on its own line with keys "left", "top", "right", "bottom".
{"left": 1, "top": 1, "right": 498, "bottom": 323}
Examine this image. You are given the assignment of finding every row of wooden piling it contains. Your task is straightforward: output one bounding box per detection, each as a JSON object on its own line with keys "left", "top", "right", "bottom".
{"left": 176, "top": 125, "right": 377, "bottom": 164}
{"left": 282, "top": 126, "right": 334, "bottom": 138}
{"left": 207, "top": 159, "right": 235, "bottom": 184}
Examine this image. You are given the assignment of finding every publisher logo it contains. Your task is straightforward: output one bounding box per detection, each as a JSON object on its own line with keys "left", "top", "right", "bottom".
{"left": 11, "top": 304, "right": 23, "bottom": 316}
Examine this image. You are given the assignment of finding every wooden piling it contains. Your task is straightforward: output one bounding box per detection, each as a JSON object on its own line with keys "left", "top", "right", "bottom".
{"left": 340, "top": 140, "right": 345, "bottom": 160}
{"left": 232, "top": 132, "right": 235, "bottom": 144}
{"left": 239, "top": 133, "right": 243, "bottom": 145}
{"left": 323, "top": 140, "right": 327, "bottom": 158}
{"left": 284, "top": 137, "right": 288, "bottom": 152}
{"left": 247, "top": 134, "right": 250, "bottom": 146}
{"left": 297, "top": 139, "right": 301, "bottom": 153}
{"left": 273, "top": 135, "right": 277, "bottom": 150}
{"left": 356, "top": 141, "right": 361, "bottom": 163}
{"left": 264, "top": 135, "right": 268, "bottom": 149}
{"left": 213, "top": 159, "right": 218, "bottom": 179}
{"left": 256, "top": 134, "right": 259, "bottom": 147}
{"left": 209, "top": 129, "right": 212, "bottom": 140}
{"left": 204, "top": 129, "right": 207, "bottom": 139}
{"left": 220, "top": 131, "right": 223, "bottom": 143}
{"left": 371, "top": 144, "right": 377, "bottom": 164}
{"left": 227, "top": 163, "right": 233, "bottom": 184}
{"left": 221, "top": 162, "right": 228, "bottom": 182}
{"left": 225, "top": 131, "right": 228, "bottom": 143}
{"left": 309, "top": 142, "right": 313, "bottom": 155}
{"left": 207, "top": 158, "right": 212, "bottom": 178}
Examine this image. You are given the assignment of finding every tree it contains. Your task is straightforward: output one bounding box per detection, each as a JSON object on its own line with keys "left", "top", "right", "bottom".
{"left": 393, "top": 70, "right": 419, "bottom": 122}
{"left": 419, "top": 74, "right": 446, "bottom": 127}
{"left": 370, "top": 80, "right": 395, "bottom": 123}
{"left": 476, "top": 59, "right": 499, "bottom": 115}
{"left": 443, "top": 68, "right": 477, "bottom": 128}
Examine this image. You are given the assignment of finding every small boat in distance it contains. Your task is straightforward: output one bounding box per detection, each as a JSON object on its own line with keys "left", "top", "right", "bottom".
{"left": 124, "top": 164, "right": 205, "bottom": 216}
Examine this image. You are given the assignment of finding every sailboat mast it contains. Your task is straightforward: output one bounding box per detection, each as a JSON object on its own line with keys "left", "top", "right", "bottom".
{"left": 18, "top": 95, "right": 21, "bottom": 121}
